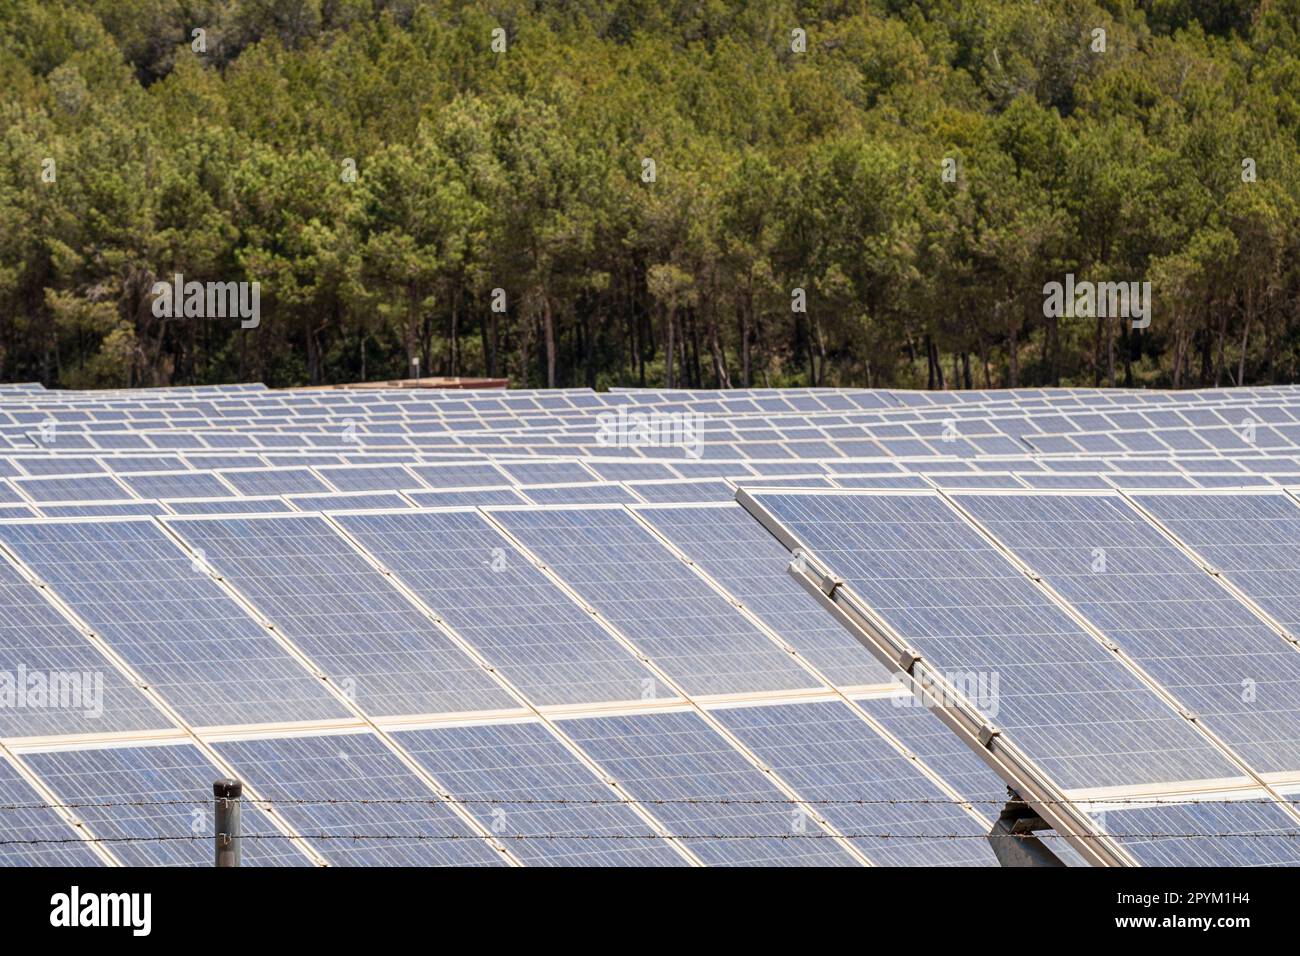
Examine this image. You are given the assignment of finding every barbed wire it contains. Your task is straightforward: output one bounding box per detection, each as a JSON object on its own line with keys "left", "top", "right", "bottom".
{"left": 2, "top": 831, "right": 1296, "bottom": 848}
{"left": 2, "top": 796, "right": 1298, "bottom": 810}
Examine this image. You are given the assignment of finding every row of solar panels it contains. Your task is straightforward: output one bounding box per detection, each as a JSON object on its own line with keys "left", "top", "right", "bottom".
{"left": 2, "top": 385, "right": 1298, "bottom": 435}
{"left": 5, "top": 488, "right": 1300, "bottom": 865}
{"left": 4, "top": 382, "right": 1300, "bottom": 867}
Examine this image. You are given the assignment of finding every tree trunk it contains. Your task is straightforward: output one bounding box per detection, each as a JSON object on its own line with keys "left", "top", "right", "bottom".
{"left": 541, "top": 292, "right": 556, "bottom": 387}
{"left": 664, "top": 307, "right": 675, "bottom": 388}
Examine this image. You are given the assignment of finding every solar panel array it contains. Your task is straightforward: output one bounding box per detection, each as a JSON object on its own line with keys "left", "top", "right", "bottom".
{"left": 2, "top": 380, "right": 1300, "bottom": 866}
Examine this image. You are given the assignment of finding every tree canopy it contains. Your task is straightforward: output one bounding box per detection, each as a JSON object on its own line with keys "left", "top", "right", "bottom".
{"left": 3, "top": 0, "right": 1300, "bottom": 390}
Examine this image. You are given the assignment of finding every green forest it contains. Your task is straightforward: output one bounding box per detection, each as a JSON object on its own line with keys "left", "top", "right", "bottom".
{"left": 3, "top": 1, "right": 1300, "bottom": 391}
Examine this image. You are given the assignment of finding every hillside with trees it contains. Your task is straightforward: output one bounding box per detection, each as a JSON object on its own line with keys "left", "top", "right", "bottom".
{"left": 2, "top": 0, "right": 1300, "bottom": 390}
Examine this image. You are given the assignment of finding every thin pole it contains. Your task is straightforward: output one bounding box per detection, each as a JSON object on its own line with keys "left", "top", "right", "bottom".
{"left": 214, "top": 779, "right": 242, "bottom": 868}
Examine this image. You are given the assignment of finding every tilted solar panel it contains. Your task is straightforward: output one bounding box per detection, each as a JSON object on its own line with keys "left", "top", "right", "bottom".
{"left": 556, "top": 709, "right": 859, "bottom": 866}
{"left": 211, "top": 731, "right": 507, "bottom": 867}
{"left": 0, "top": 519, "right": 348, "bottom": 726}
{"left": 741, "top": 491, "right": 1239, "bottom": 790}
{"left": 333, "top": 510, "right": 661, "bottom": 707}
{"left": 490, "top": 507, "right": 821, "bottom": 697}
{"left": 165, "top": 515, "right": 516, "bottom": 718}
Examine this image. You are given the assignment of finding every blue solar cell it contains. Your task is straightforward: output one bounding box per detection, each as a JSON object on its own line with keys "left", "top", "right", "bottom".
{"left": 1132, "top": 492, "right": 1300, "bottom": 639}
{"left": 19, "top": 742, "right": 310, "bottom": 866}
{"left": 333, "top": 510, "right": 659, "bottom": 706}
{"left": 491, "top": 507, "right": 820, "bottom": 696}
{"left": 625, "top": 479, "right": 734, "bottom": 503}
{"left": 496, "top": 461, "right": 595, "bottom": 485}
{"left": 0, "top": 519, "right": 347, "bottom": 726}
{"left": 635, "top": 504, "right": 893, "bottom": 686}
{"left": 926, "top": 473, "right": 1025, "bottom": 490}
{"left": 13, "top": 457, "right": 105, "bottom": 476}
{"left": 287, "top": 492, "right": 411, "bottom": 512}
{"left": 212, "top": 731, "right": 506, "bottom": 867}
{"left": 957, "top": 492, "right": 1300, "bottom": 775}
{"left": 392, "top": 720, "right": 686, "bottom": 866}
{"left": 1105, "top": 473, "right": 1197, "bottom": 489}
{"left": 557, "top": 709, "right": 859, "bottom": 866}
{"left": 407, "top": 463, "right": 509, "bottom": 488}
{"left": 0, "top": 757, "right": 103, "bottom": 866}
{"left": 218, "top": 468, "right": 331, "bottom": 495}
{"left": 100, "top": 455, "right": 189, "bottom": 474}
{"left": 744, "top": 491, "right": 1238, "bottom": 790}
{"left": 584, "top": 462, "right": 677, "bottom": 482}
{"left": 1189, "top": 473, "right": 1275, "bottom": 488}
{"left": 11, "top": 475, "right": 133, "bottom": 502}
{"left": 404, "top": 487, "right": 527, "bottom": 507}
{"left": 710, "top": 700, "right": 997, "bottom": 865}
{"left": 1016, "top": 473, "right": 1113, "bottom": 489}
{"left": 121, "top": 471, "right": 232, "bottom": 499}
{"left": 1091, "top": 796, "right": 1300, "bottom": 866}
{"left": 519, "top": 483, "right": 641, "bottom": 505}
{"left": 833, "top": 475, "right": 931, "bottom": 489}
{"left": 853, "top": 695, "right": 1008, "bottom": 805}
{"left": 166, "top": 515, "right": 515, "bottom": 718}
{"left": 315, "top": 465, "right": 422, "bottom": 492}
{"left": 669, "top": 461, "right": 754, "bottom": 479}
{"left": 163, "top": 496, "right": 292, "bottom": 515}
{"left": 38, "top": 501, "right": 162, "bottom": 517}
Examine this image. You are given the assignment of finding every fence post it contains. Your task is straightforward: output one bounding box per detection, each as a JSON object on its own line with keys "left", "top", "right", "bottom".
{"left": 214, "top": 779, "right": 242, "bottom": 868}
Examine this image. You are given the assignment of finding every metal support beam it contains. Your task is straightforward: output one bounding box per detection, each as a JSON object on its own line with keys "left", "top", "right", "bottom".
{"left": 988, "top": 790, "right": 1067, "bottom": 867}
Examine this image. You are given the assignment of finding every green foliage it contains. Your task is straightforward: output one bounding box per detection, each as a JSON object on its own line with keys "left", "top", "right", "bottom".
{"left": 2, "top": 0, "right": 1300, "bottom": 389}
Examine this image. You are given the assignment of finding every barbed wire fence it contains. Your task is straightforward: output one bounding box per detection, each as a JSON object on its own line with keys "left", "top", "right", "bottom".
{"left": 4, "top": 795, "right": 1298, "bottom": 848}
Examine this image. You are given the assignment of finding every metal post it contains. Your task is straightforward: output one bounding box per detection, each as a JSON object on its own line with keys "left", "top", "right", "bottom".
{"left": 987, "top": 789, "right": 1067, "bottom": 867}
{"left": 214, "top": 779, "right": 242, "bottom": 868}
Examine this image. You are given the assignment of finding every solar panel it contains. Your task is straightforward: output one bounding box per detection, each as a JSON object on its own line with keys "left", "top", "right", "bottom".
{"left": 956, "top": 492, "right": 1300, "bottom": 775}
{"left": 490, "top": 507, "right": 821, "bottom": 697}
{"left": 6, "top": 381, "right": 1300, "bottom": 868}
{"left": 165, "top": 515, "right": 516, "bottom": 718}
{"left": 1088, "top": 794, "right": 1300, "bottom": 866}
{"left": 314, "top": 465, "right": 422, "bottom": 493}
{"left": 37, "top": 500, "right": 162, "bottom": 518}
{"left": 741, "top": 491, "right": 1239, "bottom": 790}
{"left": 623, "top": 479, "right": 734, "bottom": 503}
{"left": 0, "top": 756, "right": 103, "bottom": 866}
{"left": 287, "top": 492, "right": 412, "bottom": 512}
{"left": 709, "top": 699, "right": 998, "bottom": 865}
{"left": 211, "top": 731, "right": 507, "bottom": 867}
{"left": 332, "top": 510, "right": 661, "bottom": 706}
{"left": 556, "top": 709, "right": 859, "bottom": 866}
{"left": 496, "top": 461, "right": 596, "bottom": 485}
{"left": 18, "top": 741, "right": 310, "bottom": 866}
{"left": 633, "top": 504, "right": 895, "bottom": 687}
{"left": 519, "top": 483, "right": 641, "bottom": 505}
{"left": 218, "top": 468, "right": 331, "bottom": 496}
{"left": 0, "top": 519, "right": 348, "bottom": 726}
{"left": 162, "top": 496, "right": 293, "bottom": 515}
{"left": 407, "top": 463, "right": 509, "bottom": 488}
{"left": 121, "top": 471, "right": 233, "bottom": 499}
{"left": 11, "top": 475, "right": 133, "bottom": 502}
{"left": 392, "top": 719, "right": 687, "bottom": 866}
{"left": 584, "top": 462, "right": 677, "bottom": 482}
{"left": 403, "top": 487, "right": 527, "bottom": 508}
